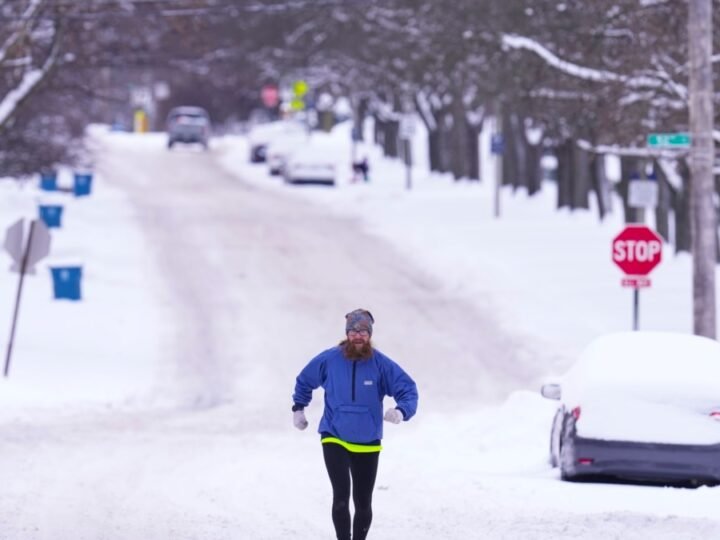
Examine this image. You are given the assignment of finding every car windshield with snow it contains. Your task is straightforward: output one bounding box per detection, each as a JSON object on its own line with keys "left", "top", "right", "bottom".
{"left": 542, "top": 331, "right": 720, "bottom": 485}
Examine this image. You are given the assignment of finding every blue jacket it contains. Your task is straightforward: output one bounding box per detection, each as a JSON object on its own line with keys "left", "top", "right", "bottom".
{"left": 293, "top": 346, "right": 418, "bottom": 444}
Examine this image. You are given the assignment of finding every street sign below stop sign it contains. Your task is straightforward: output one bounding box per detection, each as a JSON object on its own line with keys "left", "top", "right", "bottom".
{"left": 612, "top": 225, "right": 663, "bottom": 276}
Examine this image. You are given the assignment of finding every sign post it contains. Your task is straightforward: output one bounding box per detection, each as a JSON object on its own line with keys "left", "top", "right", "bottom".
{"left": 400, "top": 115, "right": 415, "bottom": 190}
{"left": 3, "top": 218, "right": 51, "bottom": 377}
{"left": 611, "top": 225, "right": 663, "bottom": 330}
{"left": 491, "top": 132, "right": 504, "bottom": 218}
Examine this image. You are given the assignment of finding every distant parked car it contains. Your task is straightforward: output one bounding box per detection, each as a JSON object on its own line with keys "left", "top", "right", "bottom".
{"left": 250, "top": 142, "right": 268, "bottom": 163}
{"left": 167, "top": 106, "right": 210, "bottom": 149}
{"left": 248, "top": 121, "right": 305, "bottom": 163}
{"left": 266, "top": 131, "right": 307, "bottom": 175}
{"left": 542, "top": 331, "right": 720, "bottom": 485}
{"left": 283, "top": 143, "right": 337, "bottom": 186}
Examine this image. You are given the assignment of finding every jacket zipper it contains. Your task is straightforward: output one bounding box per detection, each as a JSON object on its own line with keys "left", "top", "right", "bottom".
{"left": 351, "top": 361, "right": 357, "bottom": 401}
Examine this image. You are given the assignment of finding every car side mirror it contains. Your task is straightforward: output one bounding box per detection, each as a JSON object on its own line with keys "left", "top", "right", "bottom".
{"left": 540, "top": 383, "right": 561, "bottom": 400}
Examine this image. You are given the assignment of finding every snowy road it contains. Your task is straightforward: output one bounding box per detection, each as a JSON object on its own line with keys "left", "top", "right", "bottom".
{"left": 99, "top": 135, "right": 540, "bottom": 412}
{"left": 1, "top": 132, "right": 719, "bottom": 539}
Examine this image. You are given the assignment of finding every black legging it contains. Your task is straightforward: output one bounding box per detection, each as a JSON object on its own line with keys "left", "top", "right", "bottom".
{"left": 322, "top": 443, "right": 380, "bottom": 540}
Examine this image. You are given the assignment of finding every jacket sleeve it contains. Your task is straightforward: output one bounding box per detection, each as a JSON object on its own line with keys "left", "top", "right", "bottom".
{"left": 292, "top": 352, "right": 327, "bottom": 407}
{"left": 380, "top": 355, "right": 418, "bottom": 421}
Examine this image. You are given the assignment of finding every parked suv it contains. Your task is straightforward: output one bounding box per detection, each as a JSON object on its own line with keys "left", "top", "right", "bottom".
{"left": 167, "top": 106, "right": 210, "bottom": 149}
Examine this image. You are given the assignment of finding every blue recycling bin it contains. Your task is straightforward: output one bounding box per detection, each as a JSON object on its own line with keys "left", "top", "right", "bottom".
{"left": 40, "top": 172, "right": 58, "bottom": 191}
{"left": 38, "top": 204, "right": 64, "bottom": 228}
{"left": 50, "top": 266, "right": 83, "bottom": 301}
{"left": 73, "top": 173, "right": 93, "bottom": 197}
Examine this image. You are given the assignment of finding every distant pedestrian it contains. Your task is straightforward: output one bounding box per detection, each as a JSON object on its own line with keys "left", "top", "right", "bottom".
{"left": 352, "top": 157, "right": 370, "bottom": 182}
{"left": 292, "top": 309, "right": 418, "bottom": 540}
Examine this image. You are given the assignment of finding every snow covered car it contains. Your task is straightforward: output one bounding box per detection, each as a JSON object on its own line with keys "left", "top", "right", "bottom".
{"left": 167, "top": 106, "right": 210, "bottom": 149}
{"left": 542, "top": 331, "right": 720, "bottom": 484}
{"left": 266, "top": 131, "right": 307, "bottom": 175}
{"left": 282, "top": 144, "right": 337, "bottom": 186}
{"left": 248, "top": 121, "right": 305, "bottom": 163}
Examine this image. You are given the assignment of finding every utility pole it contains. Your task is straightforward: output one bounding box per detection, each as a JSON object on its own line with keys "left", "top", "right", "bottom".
{"left": 492, "top": 102, "right": 503, "bottom": 218}
{"left": 688, "top": 0, "right": 716, "bottom": 338}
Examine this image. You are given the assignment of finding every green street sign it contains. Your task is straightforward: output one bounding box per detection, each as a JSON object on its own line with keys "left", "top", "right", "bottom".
{"left": 647, "top": 133, "right": 691, "bottom": 147}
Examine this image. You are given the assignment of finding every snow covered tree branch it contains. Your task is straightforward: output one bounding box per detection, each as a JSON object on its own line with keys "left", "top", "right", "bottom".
{"left": 501, "top": 33, "right": 687, "bottom": 100}
{"left": 0, "top": 0, "right": 45, "bottom": 66}
{"left": 0, "top": 22, "right": 63, "bottom": 131}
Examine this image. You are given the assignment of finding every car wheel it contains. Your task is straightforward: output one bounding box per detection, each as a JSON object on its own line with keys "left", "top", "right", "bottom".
{"left": 549, "top": 410, "right": 562, "bottom": 467}
{"left": 559, "top": 433, "right": 578, "bottom": 481}
{"left": 560, "top": 467, "right": 576, "bottom": 481}
{"left": 168, "top": 141, "right": 174, "bottom": 149}
{"left": 559, "top": 449, "right": 574, "bottom": 481}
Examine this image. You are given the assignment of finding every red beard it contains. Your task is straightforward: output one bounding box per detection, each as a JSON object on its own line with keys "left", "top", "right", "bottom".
{"left": 340, "top": 338, "right": 373, "bottom": 360}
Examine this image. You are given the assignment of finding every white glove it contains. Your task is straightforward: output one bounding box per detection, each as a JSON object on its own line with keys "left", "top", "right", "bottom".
{"left": 383, "top": 407, "right": 403, "bottom": 424}
{"left": 293, "top": 410, "right": 308, "bottom": 430}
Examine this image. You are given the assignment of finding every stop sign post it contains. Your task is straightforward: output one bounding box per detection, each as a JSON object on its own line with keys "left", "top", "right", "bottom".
{"left": 611, "top": 225, "right": 663, "bottom": 331}
{"left": 3, "top": 219, "right": 52, "bottom": 377}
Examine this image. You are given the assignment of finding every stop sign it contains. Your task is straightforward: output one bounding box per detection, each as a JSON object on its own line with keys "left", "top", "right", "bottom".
{"left": 612, "top": 225, "right": 663, "bottom": 276}
{"left": 261, "top": 85, "right": 279, "bottom": 108}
